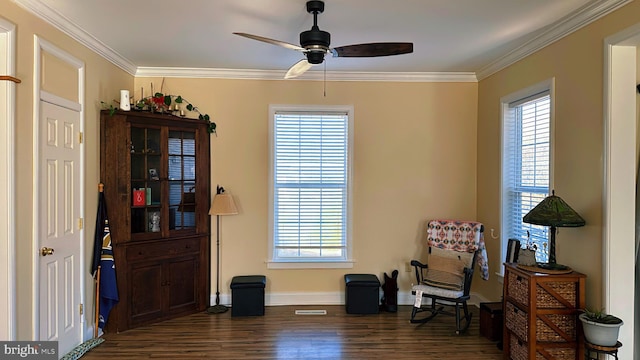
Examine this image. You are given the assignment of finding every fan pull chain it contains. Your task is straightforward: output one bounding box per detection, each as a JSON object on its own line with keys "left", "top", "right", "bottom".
{"left": 323, "top": 61, "right": 326, "bottom": 97}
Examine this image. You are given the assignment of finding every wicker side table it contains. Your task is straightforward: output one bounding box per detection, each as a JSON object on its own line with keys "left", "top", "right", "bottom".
{"left": 584, "top": 341, "right": 621, "bottom": 360}
{"left": 502, "top": 263, "right": 586, "bottom": 359}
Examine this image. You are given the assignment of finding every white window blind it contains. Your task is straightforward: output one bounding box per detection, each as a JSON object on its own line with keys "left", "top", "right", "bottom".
{"left": 503, "top": 91, "right": 551, "bottom": 262}
{"left": 272, "top": 110, "right": 349, "bottom": 261}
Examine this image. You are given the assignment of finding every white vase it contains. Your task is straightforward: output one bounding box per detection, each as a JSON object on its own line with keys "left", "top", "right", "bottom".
{"left": 517, "top": 248, "right": 537, "bottom": 266}
{"left": 120, "top": 90, "right": 130, "bottom": 111}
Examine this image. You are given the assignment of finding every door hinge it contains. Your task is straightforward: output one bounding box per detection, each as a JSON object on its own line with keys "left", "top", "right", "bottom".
{"left": 78, "top": 218, "right": 83, "bottom": 230}
{"left": 79, "top": 304, "right": 83, "bottom": 315}
{"left": 79, "top": 132, "right": 83, "bottom": 144}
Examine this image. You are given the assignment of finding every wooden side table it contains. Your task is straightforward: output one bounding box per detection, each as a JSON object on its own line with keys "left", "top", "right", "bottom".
{"left": 503, "top": 263, "right": 586, "bottom": 359}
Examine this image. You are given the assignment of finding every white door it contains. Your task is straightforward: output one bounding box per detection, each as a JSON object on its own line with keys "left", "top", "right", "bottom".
{"left": 38, "top": 100, "right": 82, "bottom": 356}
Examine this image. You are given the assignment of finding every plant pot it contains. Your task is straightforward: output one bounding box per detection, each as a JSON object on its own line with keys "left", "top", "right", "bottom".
{"left": 579, "top": 313, "right": 623, "bottom": 346}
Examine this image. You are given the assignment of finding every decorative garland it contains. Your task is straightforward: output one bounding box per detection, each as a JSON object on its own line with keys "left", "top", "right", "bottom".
{"left": 101, "top": 92, "right": 216, "bottom": 134}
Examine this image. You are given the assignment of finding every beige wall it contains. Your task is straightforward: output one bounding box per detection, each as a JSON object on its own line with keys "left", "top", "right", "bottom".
{"left": 7, "top": 0, "right": 640, "bottom": 341}
{"left": 135, "top": 77, "right": 479, "bottom": 297}
{"left": 477, "top": 1, "right": 640, "bottom": 308}
{"left": 2, "top": 0, "right": 133, "bottom": 339}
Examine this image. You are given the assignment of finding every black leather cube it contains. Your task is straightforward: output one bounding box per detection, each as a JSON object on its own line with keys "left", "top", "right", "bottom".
{"left": 230, "top": 275, "right": 266, "bottom": 317}
{"left": 344, "top": 274, "right": 380, "bottom": 314}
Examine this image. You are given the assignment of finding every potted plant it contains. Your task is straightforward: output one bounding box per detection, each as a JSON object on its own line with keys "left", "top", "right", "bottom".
{"left": 101, "top": 93, "right": 216, "bottom": 135}
{"left": 578, "top": 308, "right": 623, "bottom": 346}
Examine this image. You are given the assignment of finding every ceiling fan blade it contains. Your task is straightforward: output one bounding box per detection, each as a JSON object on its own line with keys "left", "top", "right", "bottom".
{"left": 285, "top": 59, "right": 314, "bottom": 79}
{"left": 233, "top": 32, "right": 304, "bottom": 51}
{"left": 331, "top": 42, "right": 413, "bottom": 58}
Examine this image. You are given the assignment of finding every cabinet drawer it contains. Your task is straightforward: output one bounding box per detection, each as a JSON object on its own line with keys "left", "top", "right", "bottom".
{"left": 509, "top": 333, "right": 528, "bottom": 360}
{"left": 537, "top": 346, "right": 576, "bottom": 360}
{"left": 537, "top": 313, "right": 576, "bottom": 342}
{"left": 505, "top": 302, "right": 528, "bottom": 341}
{"left": 506, "top": 301, "right": 577, "bottom": 343}
{"left": 509, "top": 332, "right": 575, "bottom": 360}
{"left": 536, "top": 281, "right": 577, "bottom": 309}
{"left": 126, "top": 238, "right": 200, "bottom": 261}
{"left": 507, "top": 272, "right": 529, "bottom": 306}
{"left": 507, "top": 269, "right": 578, "bottom": 309}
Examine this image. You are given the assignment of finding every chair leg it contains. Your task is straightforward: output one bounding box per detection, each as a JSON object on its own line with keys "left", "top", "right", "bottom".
{"left": 410, "top": 296, "right": 471, "bottom": 334}
{"left": 455, "top": 303, "right": 461, "bottom": 334}
{"left": 455, "top": 302, "right": 473, "bottom": 334}
{"left": 463, "top": 302, "right": 470, "bottom": 322}
{"left": 410, "top": 306, "right": 419, "bottom": 321}
{"left": 410, "top": 298, "right": 443, "bottom": 324}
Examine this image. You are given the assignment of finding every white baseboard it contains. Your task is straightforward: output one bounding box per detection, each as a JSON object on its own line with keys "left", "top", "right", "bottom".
{"left": 214, "top": 290, "right": 495, "bottom": 308}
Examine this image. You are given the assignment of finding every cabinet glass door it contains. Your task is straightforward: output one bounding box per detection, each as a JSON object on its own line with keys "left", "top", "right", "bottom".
{"left": 130, "top": 126, "right": 162, "bottom": 234}
{"left": 168, "top": 130, "right": 197, "bottom": 231}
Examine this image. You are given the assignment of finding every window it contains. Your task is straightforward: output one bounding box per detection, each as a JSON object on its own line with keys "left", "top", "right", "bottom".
{"left": 268, "top": 105, "right": 353, "bottom": 268}
{"left": 502, "top": 82, "right": 552, "bottom": 265}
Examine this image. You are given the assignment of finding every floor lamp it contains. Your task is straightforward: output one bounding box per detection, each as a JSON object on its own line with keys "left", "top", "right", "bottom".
{"left": 207, "top": 185, "right": 238, "bottom": 314}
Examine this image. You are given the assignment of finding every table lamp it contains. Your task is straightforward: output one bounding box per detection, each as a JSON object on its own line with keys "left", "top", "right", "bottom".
{"left": 523, "top": 190, "right": 585, "bottom": 271}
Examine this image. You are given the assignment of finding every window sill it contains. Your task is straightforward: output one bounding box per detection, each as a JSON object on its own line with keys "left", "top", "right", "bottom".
{"left": 267, "top": 260, "right": 355, "bottom": 269}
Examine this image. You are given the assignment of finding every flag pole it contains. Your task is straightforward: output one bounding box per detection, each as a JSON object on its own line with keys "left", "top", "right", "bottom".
{"left": 94, "top": 266, "right": 101, "bottom": 338}
{"left": 94, "top": 183, "right": 104, "bottom": 338}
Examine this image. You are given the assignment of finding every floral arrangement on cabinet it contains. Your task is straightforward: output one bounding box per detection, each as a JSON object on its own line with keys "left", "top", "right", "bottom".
{"left": 102, "top": 91, "right": 216, "bottom": 134}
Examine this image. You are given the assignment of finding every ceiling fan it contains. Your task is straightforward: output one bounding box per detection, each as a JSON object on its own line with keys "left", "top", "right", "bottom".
{"left": 234, "top": 0, "right": 413, "bottom": 79}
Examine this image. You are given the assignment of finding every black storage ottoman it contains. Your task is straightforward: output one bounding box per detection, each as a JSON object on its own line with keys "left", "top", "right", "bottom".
{"left": 344, "top": 274, "right": 380, "bottom": 314}
{"left": 230, "top": 275, "right": 266, "bottom": 317}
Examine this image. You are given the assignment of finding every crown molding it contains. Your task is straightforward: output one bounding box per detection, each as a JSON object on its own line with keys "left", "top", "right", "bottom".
{"left": 13, "top": 0, "right": 475, "bottom": 82}
{"left": 136, "top": 66, "right": 478, "bottom": 82}
{"left": 476, "top": 0, "right": 633, "bottom": 80}
{"left": 12, "top": 0, "right": 137, "bottom": 75}
{"left": 14, "top": 0, "right": 632, "bottom": 82}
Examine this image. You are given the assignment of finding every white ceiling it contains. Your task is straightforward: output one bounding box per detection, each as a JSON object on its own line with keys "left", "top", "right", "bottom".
{"left": 15, "top": 0, "right": 629, "bottom": 80}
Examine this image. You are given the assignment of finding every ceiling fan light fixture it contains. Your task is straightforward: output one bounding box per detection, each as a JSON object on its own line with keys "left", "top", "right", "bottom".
{"left": 306, "top": 51, "right": 326, "bottom": 65}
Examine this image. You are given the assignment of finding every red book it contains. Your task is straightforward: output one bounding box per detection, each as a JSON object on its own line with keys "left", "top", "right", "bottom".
{"left": 132, "top": 189, "right": 146, "bottom": 206}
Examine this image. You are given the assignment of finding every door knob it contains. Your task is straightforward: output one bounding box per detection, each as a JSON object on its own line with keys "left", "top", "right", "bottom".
{"left": 41, "top": 247, "right": 55, "bottom": 256}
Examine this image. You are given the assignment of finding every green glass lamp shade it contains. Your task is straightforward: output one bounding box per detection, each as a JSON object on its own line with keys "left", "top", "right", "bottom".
{"left": 523, "top": 190, "right": 585, "bottom": 270}
{"left": 523, "top": 190, "right": 585, "bottom": 227}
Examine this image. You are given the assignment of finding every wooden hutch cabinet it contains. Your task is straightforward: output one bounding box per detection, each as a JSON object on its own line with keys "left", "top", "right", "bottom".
{"left": 503, "top": 263, "right": 586, "bottom": 360}
{"left": 100, "top": 110, "right": 211, "bottom": 332}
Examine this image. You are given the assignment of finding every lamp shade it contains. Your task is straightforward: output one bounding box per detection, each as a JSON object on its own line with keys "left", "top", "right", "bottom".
{"left": 523, "top": 190, "right": 585, "bottom": 227}
{"left": 209, "top": 193, "right": 238, "bottom": 216}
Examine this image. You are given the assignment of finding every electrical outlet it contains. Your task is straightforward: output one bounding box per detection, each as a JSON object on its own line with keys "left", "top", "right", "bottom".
{"left": 405, "top": 262, "right": 412, "bottom": 272}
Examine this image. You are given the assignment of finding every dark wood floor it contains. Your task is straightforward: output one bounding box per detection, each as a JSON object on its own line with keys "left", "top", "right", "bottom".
{"left": 82, "top": 305, "right": 503, "bottom": 359}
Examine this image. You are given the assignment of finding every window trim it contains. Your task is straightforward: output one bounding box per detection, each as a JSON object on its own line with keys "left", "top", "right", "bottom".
{"left": 267, "top": 104, "right": 354, "bottom": 269}
{"left": 499, "top": 78, "right": 555, "bottom": 276}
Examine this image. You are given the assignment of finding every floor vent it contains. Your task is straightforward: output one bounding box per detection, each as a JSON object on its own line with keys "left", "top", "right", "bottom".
{"left": 295, "top": 309, "right": 327, "bottom": 315}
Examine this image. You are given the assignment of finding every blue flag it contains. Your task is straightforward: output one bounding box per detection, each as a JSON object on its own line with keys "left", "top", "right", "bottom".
{"left": 92, "top": 188, "right": 119, "bottom": 330}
